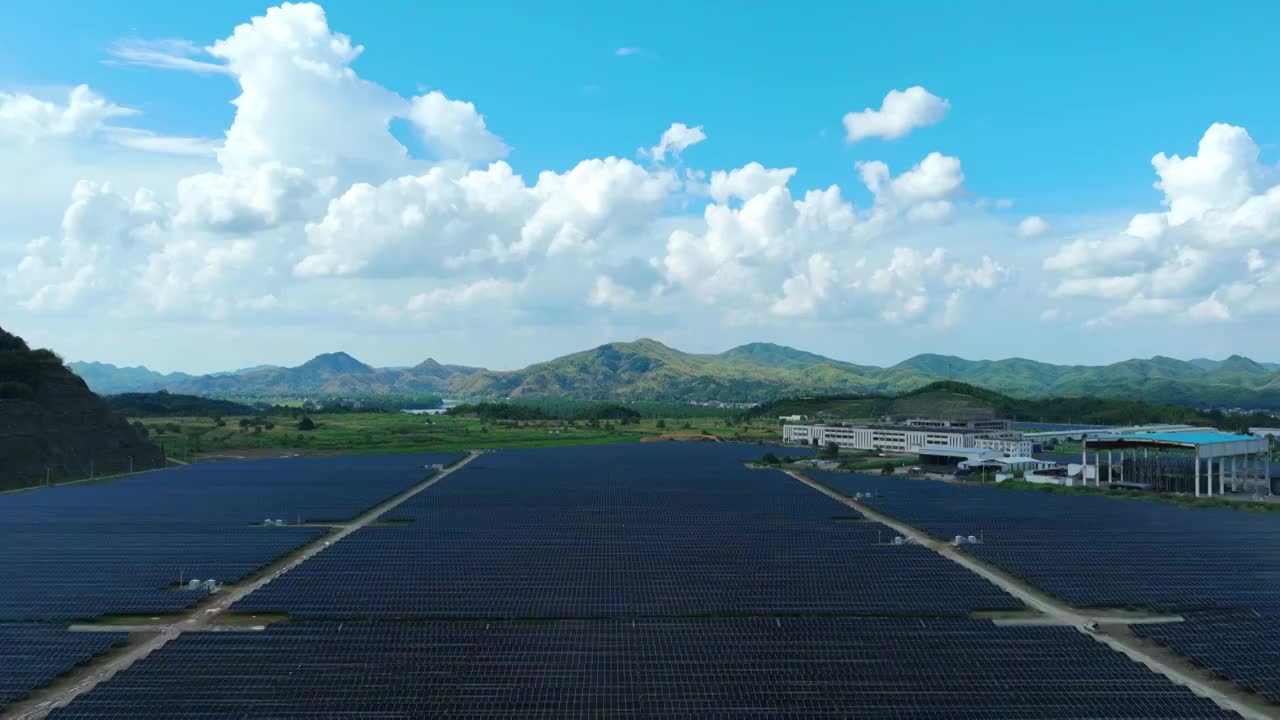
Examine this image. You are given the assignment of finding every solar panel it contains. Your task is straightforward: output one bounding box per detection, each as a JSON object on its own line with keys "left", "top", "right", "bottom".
{"left": 0, "top": 625, "right": 126, "bottom": 709}
{"left": 813, "top": 469, "right": 1280, "bottom": 703}
{"left": 236, "top": 444, "right": 1020, "bottom": 618}
{"left": 1136, "top": 611, "right": 1280, "bottom": 705}
{"left": 0, "top": 452, "right": 466, "bottom": 620}
{"left": 47, "top": 619, "right": 1235, "bottom": 719}
{"left": 5, "top": 444, "right": 1265, "bottom": 715}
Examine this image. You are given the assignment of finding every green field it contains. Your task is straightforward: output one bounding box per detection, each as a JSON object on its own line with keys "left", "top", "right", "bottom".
{"left": 142, "top": 412, "right": 784, "bottom": 459}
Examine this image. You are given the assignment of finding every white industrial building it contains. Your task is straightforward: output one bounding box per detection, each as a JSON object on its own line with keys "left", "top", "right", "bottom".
{"left": 919, "top": 446, "right": 999, "bottom": 465}
{"left": 974, "top": 435, "right": 1035, "bottom": 457}
{"left": 782, "top": 424, "right": 1032, "bottom": 457}
{"left": 960, "top": 456, "right": 1058, "bottom": 473}
{"left": 900, "top": 417, "right": 1011, "bottom": 431}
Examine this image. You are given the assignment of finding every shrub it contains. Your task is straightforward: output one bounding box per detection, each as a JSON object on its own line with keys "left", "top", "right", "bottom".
{"left": 0, "top": 381, "right": 35, "bottom": 399}
{"left": 297, "top": 416, "right": 316, "bottom": 431}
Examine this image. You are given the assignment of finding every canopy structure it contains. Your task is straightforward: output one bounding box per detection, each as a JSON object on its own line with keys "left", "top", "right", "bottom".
{"left": 1082, "top": 432, "right": 1271, "bottom": 497}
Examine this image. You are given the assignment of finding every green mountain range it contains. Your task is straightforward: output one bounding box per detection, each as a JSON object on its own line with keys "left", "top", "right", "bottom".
{"left": 69, "top": 340, "right": 1280, "bottom": 410}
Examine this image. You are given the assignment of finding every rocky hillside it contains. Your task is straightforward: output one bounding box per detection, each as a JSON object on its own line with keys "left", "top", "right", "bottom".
{"left": 0, "top": 327, "right": 163, "bottom": 490}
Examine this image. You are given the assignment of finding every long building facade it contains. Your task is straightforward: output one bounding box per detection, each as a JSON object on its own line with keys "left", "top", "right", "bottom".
{"left": 782, "top": 423, "right": 1032, "bottom": 457}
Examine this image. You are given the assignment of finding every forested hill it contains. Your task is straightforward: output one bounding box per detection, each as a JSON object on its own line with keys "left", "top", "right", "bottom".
{"left": 751, "top": 381, "right": 1275, "bottom": 432}
{"left": 0, "top": 326, "right": 163, "bottom": 489}
{"left": 450, "top": 341, "right": 1280, "bottom": 409}
{"left": 69, "top": 339, "right": 1280, "bottom": 411}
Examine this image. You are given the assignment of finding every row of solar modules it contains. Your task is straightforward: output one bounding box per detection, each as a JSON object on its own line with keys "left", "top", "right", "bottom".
{"left": 1135, "top": 611, "right": 1280, "bottom": 705}
{"left": 0, "top": 452, "right": 470, "bottom": 530}
{"left": 0, "top": 452, "right": 466, "bottom": 708}
{"left": 236, "top": 445, "right": 1021, "bottom": 618}
{"left": 1, "top": 527, "right": 324, "bottom": 621}
{"left": 48, "top": 618, "right": 1234, "bottom": 719}
{"left": 812, "top": 470, "right": 1280, "bottom": 709}
{"left": 813, "top": 471, "right": 1280, "bottom": 614}
{"left": 0, "top": 625, "right": 127, "bottom": 708}
{"left": 0, "top": 452, "right": 467, "bottom": 621}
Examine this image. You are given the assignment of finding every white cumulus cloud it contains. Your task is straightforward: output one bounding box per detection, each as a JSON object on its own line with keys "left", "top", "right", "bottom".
{"left": 1043, "top": 123, "right": 1280, "bottom": 325}
{"left": 645, "top": 122, "right": 706, "bottom": 163}
{"left": 408, "top": 91, "right": 509, "bottom": 165}
{"left": 0, "top": 85, "right": 136, "bottom": 142}
{"left": 1017, "top": 215, "right": 1050, "bottom": 238}
{"left": 843, "top": 86, "right": 950, "bottom": 143}
{"left": 709, "top": 162, "right": 796, "bottom": 204}
{"left": 4, "top": 1, "right": 1015, "bottom": 349}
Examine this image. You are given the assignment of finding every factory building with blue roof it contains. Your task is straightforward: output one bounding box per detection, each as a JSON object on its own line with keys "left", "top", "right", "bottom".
{"left": 1083, "top": 430, "right": 1271, "bottom": 497}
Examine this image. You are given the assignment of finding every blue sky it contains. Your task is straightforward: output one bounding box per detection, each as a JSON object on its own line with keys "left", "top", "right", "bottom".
{"left": 2, "top": 1, "right": 1278, "bottom": 372}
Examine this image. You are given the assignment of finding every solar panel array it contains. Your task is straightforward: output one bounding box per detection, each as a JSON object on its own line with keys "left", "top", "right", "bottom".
{"left": 6, "top": 443, "right": 1264, "bottom": 716}
{"left": 0, "top": 452, "right": 463, "bottom": 707}
{"left": 236, "top": 444, "right": 1021, "bottom": 618}
{"left": 814, "top": 471, "right": 1280, "bottom": 614}
{"left": 0, "top": 452, "right": 465, "bottom": 621}
{"left": 49, "top": 618, "right": 1235, "bottom": 719}
{"left": 814, "top": 470, "right": 1280, "bottom": 707}
{"left": 0, "top": 625, "right": 126, "bottom": 709}
{"left": 1135, "top": 612, "right": 1280, "bottom": 705}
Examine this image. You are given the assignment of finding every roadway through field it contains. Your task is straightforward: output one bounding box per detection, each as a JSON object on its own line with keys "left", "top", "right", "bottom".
{"left": 3, "top": 452, "right": 483, "bottom": 720}
{"left": 786, "top": 470, "right": 1279, "bottom": 720}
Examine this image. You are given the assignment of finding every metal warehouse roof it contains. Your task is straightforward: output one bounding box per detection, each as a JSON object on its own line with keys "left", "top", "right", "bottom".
{"left": 918, "top": 446, "right": 994, "bottom": 455}
{"left": 1105, "top": 432, "right": 1259, "bottom": 445}
{"left": 1087, "top": 431, "right": 1269, "bottom": 459}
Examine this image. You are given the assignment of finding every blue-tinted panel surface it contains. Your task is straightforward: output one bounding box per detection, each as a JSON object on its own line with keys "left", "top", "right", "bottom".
{"left": 814, "top": 471, "right": 1280, "bottom": 614}
{"left": 237, "top": 445, "right": 1018, "bottom": 618}
{"left": 0, "top": 625, "right": 126, "bottom": 708}
{"left": 1136, "top": 611, "right": 1280, "bottom": 705}
{"left": 0, "top": 452, "right": 465, "bottom": 620}
{"left": 814, "top": 470, "right": 1280, "bottom": 704}
{"left": 49, "top": 619, "right": 1232, "bottom": 719}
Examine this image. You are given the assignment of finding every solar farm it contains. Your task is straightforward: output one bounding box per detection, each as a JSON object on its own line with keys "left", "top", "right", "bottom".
{"left": 817, "top": 470, "right": 1280, "bottom": 713}
{"left": 1, "top": 444, "right": 1275, "bottom": 717}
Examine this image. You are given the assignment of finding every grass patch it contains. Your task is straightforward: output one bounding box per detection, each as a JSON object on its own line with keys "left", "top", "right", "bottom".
{"left": 840, "top": 457, "right": 916, "bottom": 472}
{"left": 89, "top": 614, "right": 187, "bottom": 626}
{"left": 970, "top": 609, "right": 1050, "bottom": 621}
{"left": 993, "top": 480, "right": 1280, "bottom": 513}
{"left": 139, "top": 413, "right": 784, "bottom": 459}
{"left": 212, "top": 612, "right": 290, "bottom": 626}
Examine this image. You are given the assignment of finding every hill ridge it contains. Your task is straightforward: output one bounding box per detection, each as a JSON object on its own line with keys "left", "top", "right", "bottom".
{"left": 66, "top": 343, "right": 1280, "bottom": 410}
